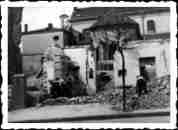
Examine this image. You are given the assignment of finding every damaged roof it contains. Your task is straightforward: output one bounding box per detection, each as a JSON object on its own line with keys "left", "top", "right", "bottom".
{"left": 85, "top": 10, "right": 142, "bottom": 40}
{"left": 70, "top": 7, "right": 170, "bottom": 22}
{"left": 88, "top": 12, "right": 139, "bottom": 30}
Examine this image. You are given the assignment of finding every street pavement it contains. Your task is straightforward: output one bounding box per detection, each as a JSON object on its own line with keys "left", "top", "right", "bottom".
{"left": 8, "top": 103, "right": 170, "bottom": 123}
{"left": 71, "top": 115, "right": 169, "bottom": 123}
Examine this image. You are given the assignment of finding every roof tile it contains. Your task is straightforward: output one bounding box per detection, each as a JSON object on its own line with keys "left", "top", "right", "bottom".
{"left": 70, "top": 7, "right": 170, "bottom": 22}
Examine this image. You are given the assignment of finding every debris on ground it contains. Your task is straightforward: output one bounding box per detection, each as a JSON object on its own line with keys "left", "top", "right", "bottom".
{"left": 112, "top": 75, "right": 170, "bottom": 111}
{"left": 137, "top": 75, "right": 170, "bottom": 109}
{"left": 96, "top": 72, "right": 112, "bottom": 92}
{"left": 37, "top": 75, "right": 170, "bottom": 112}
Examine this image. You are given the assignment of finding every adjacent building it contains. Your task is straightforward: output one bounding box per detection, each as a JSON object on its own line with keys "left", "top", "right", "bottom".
{"left": 21, "top": 7, "right": 171, "bottom": 94}
{"left": 70, "top": 7, "right": 170, "bottom": 87}
{"left": 70, "top": 7, "right": 170, "bottom": 40}
{"left": 21, "top": 23, "right": 77, "bottom": 76}
{"left": 114, "top": 39, "right": 170, "bottom": 86}
{"left": 21, "top": 23, "right": 96, "bottom": 93}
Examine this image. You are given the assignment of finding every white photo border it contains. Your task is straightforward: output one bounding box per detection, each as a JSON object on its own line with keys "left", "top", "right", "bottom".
{"left": 0, "top": 1, "right": 177, "bottom": 129}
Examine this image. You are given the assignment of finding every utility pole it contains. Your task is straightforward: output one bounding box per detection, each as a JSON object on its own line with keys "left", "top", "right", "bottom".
{"left": 117, "top": 37, "right": 126, "bottom": 111}
{"left": 120, "top": 48, "right": 126, "bottom": 111}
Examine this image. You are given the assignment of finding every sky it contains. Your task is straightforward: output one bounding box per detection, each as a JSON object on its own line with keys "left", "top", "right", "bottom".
{"left": 21, "top": 2, "right": 98, "bottom": 31}
{"left": 22, "top": 6, "right": 73, "bottom": 31}
{"left": 21, "top": 2, "right": 170, "bottom": 32}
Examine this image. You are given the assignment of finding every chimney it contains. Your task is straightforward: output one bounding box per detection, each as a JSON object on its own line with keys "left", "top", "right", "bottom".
{"left": 24, "top": 24, "right": 28, "bottom": 32}
{"left": 59, "top": 14, "right": 68, "bottom": 29}
{"left": 48, "top": 23, "right": 53, "bottom": 29}
{"left": 74, "top": 7, "right": 78, "bottom": 11}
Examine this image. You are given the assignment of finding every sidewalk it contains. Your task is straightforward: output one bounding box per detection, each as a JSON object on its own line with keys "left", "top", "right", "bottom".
{"left": 8, "top": 103, "right": 170, "bottom": 123}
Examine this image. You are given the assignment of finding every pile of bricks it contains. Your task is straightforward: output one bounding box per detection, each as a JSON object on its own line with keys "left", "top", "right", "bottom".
{"left": 38, "top": 75, "right": 170, "bottom": 112}
{"left": 137, "top": 75, "right": 170, "bottom": 109}
{"left": 112, "top": 75, "right": 170, "bottom": 111}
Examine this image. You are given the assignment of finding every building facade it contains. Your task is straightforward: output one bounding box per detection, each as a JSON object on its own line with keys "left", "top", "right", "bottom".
{"left": 114, "top": 39, "right": 170, "bottom": 86}
{"left": 21, "top": 24, "right": 96, "bottom": 93}
{"left": 70, "top": 7, "right": 170, "bottom": 87}
{"left": 21, "top": 24, "right": 77, "bottom": 76}
{"left": 70, "top": 7, "right": 170, "bottom": 40}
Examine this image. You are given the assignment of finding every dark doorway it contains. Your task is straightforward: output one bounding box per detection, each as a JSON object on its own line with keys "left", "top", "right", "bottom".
{"left": 139, "top": 57, "right": 156, "bottom": 81}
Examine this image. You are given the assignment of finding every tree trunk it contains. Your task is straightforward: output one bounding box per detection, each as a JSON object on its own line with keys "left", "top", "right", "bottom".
{"left": 118, "top": 47, "right": 126, "bottom": 111}
{"left": 8, "top": 7, "right": 23, "bottom": 83}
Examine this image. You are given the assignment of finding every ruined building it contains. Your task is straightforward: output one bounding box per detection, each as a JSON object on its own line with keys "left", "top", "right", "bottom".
{"left": 70, "top": 7, "right": 170, "bottom": 88}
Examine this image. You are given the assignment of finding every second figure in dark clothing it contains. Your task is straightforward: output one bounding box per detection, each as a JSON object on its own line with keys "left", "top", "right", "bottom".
{"left": 136, "top": 75, "right": 148, "bottom": 97}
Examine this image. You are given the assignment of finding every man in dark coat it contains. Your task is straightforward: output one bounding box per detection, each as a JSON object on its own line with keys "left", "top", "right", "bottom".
{"left": 136, "top": 75, "right": 147, "bottom": 97}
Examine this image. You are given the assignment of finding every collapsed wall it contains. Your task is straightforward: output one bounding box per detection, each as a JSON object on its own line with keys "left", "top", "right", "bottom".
{"left": 39, "top": 44, "right": 88, "bottom": 98}
{"left": 114, "top": 39, "right": 170, "bottom": 87}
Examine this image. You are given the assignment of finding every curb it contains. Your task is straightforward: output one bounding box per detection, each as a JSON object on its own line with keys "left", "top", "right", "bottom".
{"left": 9, "top": 109, "right": 170, "bottom": 123}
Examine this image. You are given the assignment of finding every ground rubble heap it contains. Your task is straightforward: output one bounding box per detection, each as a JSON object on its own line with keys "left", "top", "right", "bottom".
{"left": 38, "top": 75, "right": 170, "bottom": 112}
{"left": 112, "top": 75, "right": 170, "bottom": 111}
{"left": 137, "top": 75, "right": 170, "bottom": 109}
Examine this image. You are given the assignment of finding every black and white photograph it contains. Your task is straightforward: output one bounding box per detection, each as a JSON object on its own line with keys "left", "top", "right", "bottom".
{"left": 1, "top": 1, "right": 177, "bottom": 129}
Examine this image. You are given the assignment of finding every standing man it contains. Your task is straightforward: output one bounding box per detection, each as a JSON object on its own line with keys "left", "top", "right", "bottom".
{"left": 136, "top": 75, "right": 147, "bottom": 97}
{"left": 141, "top": 66, "right": 149, "bottom": 94}
{"left": 141, "top": 66, "right": 149, "bottom": 82}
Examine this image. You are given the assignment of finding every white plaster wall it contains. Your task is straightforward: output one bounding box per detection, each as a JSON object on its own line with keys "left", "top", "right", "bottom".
{"left": 143, "top": 12, "right": 170, "bottom": 34}
{"left": 64, "top": 47, "right": 88, "bottom": 84}
{"left": 21, "top": 31, "right": 64, "bottom": 54}
{"left": 64, "top": 47, "right": 96, "bottom": 93}
{"left": 114, "top": 40, "right": 170, "bottom": 87}
{"left": 155, "top": 41, "right": 170, "bottom": 76}
{"left": 114, "top": 49, "right": 140, "bottom": 87}
{"left": 137, "top": 41, "right": 170, "bottom": 77}
{"left": 130, "top": 12, "right": 170, "bottom": 35}
{"left": 130, "top": 15, "right": 144, "bottom": 34}
{"left": 71, "top": 20, "right": 97, "bottom": 32}
{"left": 87, "top": 50, "right": 96, "bottom": 94}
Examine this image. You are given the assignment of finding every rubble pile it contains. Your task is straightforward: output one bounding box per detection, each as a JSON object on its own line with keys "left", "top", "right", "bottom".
{"left": 112, "top": 75, "right": 170, "bottom": 111}
{"left": 39, "top": 80, "right": 119, "bottom": 106}
{"left": 137, "top": 75, "right": 170, "bottom": 109}
{"left": 38, "top": 75, "right": 170, "bottom": 111}
{"left": 40, "top": 96, "right": 99, "bottom": 106}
